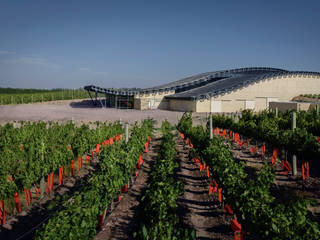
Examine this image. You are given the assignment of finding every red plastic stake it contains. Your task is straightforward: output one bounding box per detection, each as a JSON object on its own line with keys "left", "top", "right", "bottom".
{"left": 144, "top": 142, "right": 149, "bottom": 153}
{"left": 224, "top": 204, "right": 234, "bottom": 215}
{"left": 139, "top": 154, "right": 144, "bottom": 165}
{"left": 218, "top": 188, "right": 222, "bottom": 203}
{"left": 180, "top": 132, "right": 185, "bottom": 139}
{"left": 50, "top": 173, "right": 54, "bottom": 191}
{"left": 24, "top": 189, "right": 29, "bottom": 206}
{"left": 14, "top": 193, "right": 21, "bottom": 213}
{"left": 0, "top": 200, "right": 5, "bottom": 224}
{"left": 97, "top": 210, "right": 106, "bottom": 230}
{"left": 71, "top": 160, "right": 75, "bottom": 176}
{"left": 96, "top": 144, "right": 100, "bottom": 154}
{"left": 231, "top": 219, "right": 243, "bottom": 240}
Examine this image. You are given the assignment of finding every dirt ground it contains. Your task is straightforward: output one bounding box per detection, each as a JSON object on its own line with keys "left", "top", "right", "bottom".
{"left": 0, "top": 99, "right": 207, "bottom": 127}
{"left": 175, "top": 135, "right": 233, "bottom": 240}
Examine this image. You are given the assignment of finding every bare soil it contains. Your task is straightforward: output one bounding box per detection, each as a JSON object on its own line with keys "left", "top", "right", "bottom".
{"left": 0, "top": 99, "right": 207, "bottom": 127}
{"left": 175, "top": 135, "right": 233, "bottom": 240}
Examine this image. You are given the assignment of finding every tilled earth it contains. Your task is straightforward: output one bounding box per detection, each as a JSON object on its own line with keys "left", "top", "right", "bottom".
{"left": 175, "top": 135, "right": 233, "bottom": 240}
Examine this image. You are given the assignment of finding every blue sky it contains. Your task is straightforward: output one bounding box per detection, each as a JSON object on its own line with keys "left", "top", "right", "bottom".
{"left": 0, "top": 0, "right": 319, "bottom": 89}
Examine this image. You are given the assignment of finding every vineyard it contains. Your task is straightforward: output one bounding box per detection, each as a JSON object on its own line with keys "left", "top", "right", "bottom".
{"left": 0, "top": 88, "right": 88, "bottom": 105}
{"left": 0, "top": 111, "right": 319, "bottom": 239}
{"left": 300, "top": 94, "right": 320, "bottom": 99}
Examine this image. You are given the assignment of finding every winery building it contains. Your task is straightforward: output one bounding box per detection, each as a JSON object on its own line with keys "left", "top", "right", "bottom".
{"left": 84, "top": 67, "right": 320, "bottom": 113}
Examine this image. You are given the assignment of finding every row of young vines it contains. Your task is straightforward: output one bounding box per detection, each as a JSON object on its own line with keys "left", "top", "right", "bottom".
{"left": 210, "top": 110, "right": 320, "bottom": 160}
{"left": 133, "top": 121, "right": 195, "bottom": 240}
{"left": 0, "top": 89, "right": 88, "bottom": 105}
{"left": 35, "top": 119, "right": 153, "bottom": 239}
{"left": 0, "top": 121, "right": 123, "bottom": 221}
{"left": 177, "top": 112, "right": 320, "bottom": 240}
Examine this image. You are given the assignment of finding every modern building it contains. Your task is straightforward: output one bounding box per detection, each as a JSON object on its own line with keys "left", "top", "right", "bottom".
{"left": 84, "top": 67, "right": 320, "bottom": 113}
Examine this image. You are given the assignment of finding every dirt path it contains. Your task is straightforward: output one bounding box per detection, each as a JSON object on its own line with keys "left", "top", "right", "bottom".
{"left": 175, "top": 135, "right": 233, "bottom": 240}
{"left": 94, "top": 133, "right": 161, "bottom": 240}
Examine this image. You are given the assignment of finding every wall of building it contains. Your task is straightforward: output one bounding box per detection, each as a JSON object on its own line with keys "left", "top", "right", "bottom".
{"left": 269, "top": 102, "right": 320, "bottom": 112}
{"left": 169, "top": 99, "right": 196, "bottom": 112}
{"left": 134, "top": 90, "right": 174, "bottom": 110}
{"left": 194, "top": 74, "right": 320, "bottom": 112}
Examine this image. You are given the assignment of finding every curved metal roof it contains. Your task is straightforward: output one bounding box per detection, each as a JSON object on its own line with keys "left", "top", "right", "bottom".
{"left": 84, "top": 67, "right": 320, "bottom": 99}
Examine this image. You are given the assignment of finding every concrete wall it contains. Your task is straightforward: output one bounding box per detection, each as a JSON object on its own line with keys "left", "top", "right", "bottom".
{"left": 169, "top": 99, "right": 196, "bottom": 112}
{"left": 269, "top": 101, "right": 319, "bottom": 112}
{"left": 194, "top": 74, "right": 320, "bottom": 112}
{"left": 134, "top": 91, "right": 174, "bottom": 110}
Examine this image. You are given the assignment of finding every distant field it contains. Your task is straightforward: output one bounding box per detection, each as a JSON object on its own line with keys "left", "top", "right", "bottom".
{"left": 300, "top": 94, "right": 320, "bottom": 99}
{"left": 0, "top": 88, "right": 88, "bottom": 105}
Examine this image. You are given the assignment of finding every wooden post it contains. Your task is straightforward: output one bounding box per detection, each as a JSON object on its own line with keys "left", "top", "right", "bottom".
{"left": 209, "top": 113, "right": 213, "bottom": 139}
{"left": 125, "top": 123, "right": 129, "bottom": 143}
{"left": 40, "top": 141, "right": 45, "bottom": 198}
{"left": 275, "top": 107, "right": 278, "bottom": 117}
{"left": 291, "top": 111, "right": 297, "bottom": 176}
{"left": 234, "top": 113, "right": 239, "bottom": 123}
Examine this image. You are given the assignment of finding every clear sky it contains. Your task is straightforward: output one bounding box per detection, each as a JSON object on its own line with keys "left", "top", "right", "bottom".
{"left": 0, "top": 0, "right": 319, "bottom": 89}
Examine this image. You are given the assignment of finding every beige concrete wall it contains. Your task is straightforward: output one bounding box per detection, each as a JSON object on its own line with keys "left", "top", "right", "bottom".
{"left": 195, "top": 99, "right": 210, "bottom": 112}
{"left": 269, "top": 102, "right": 316, "bottom": 112}
{"left": 211, "top": 74, "right": 320, "bottom": 112}
{"left": 195, "top": 99, "right": 244, "bottom": 112}
{"left": 134, "top": 91, "right": 174, "bottom": 110}
{"left": 169, "top": 99, "right": 196, "bottom": 112}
